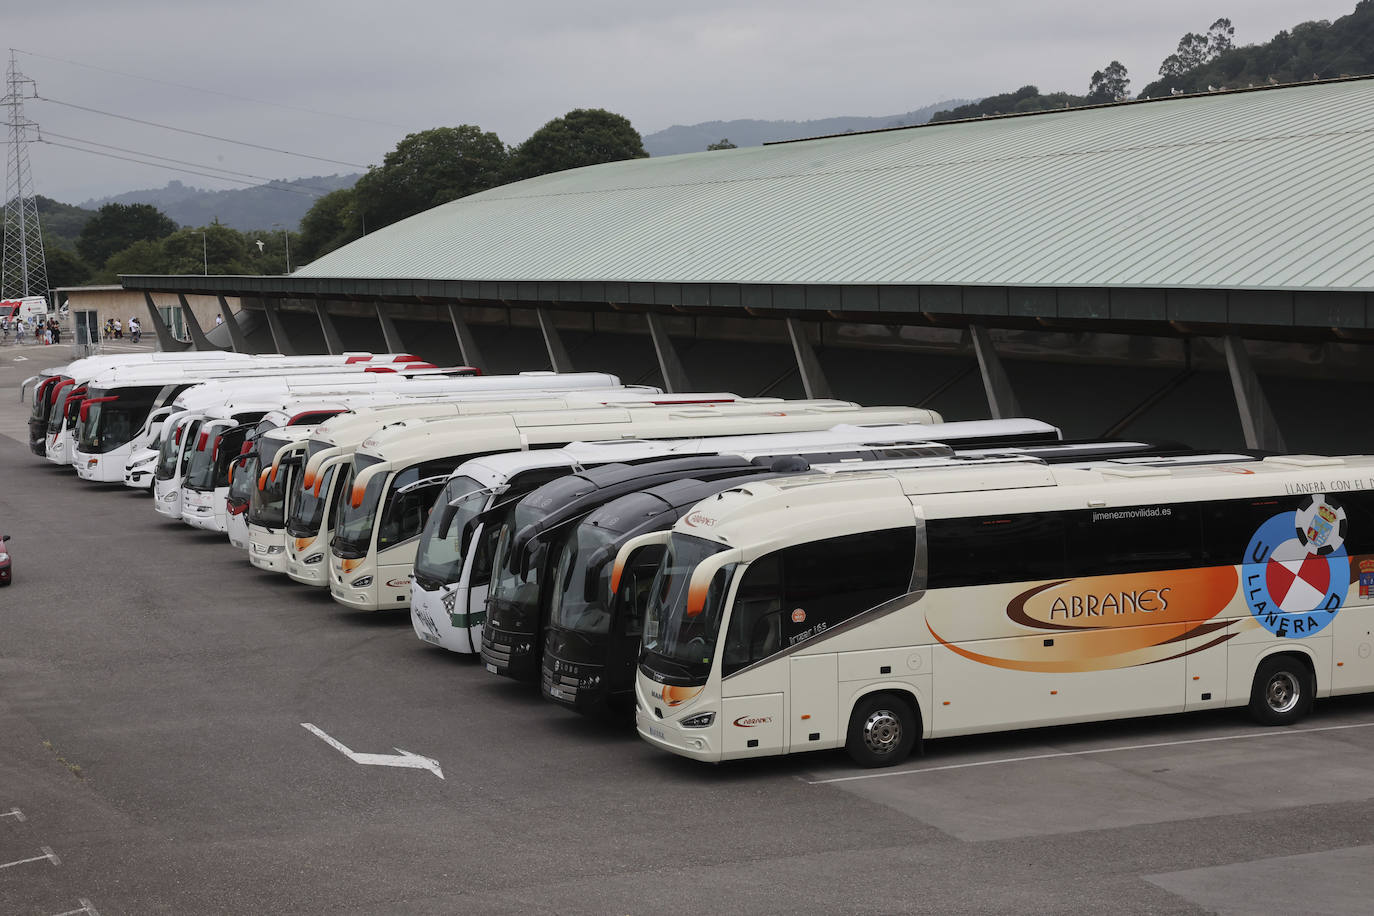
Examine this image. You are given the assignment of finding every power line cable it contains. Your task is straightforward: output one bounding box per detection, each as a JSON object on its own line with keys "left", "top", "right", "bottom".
{"left": 39, "top": 139, "right": 320, "bottom": 196}
{"left": 41, "top": 130, "right": 339, "bottom": 196}
{"left": 33, "top": 95, "right": 369, "bottom": 169}
{"left": 11, "top": 47, "right": 409, "bottom": 130}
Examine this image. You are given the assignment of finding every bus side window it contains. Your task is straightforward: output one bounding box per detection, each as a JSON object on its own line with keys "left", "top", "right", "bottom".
{"left": 779, "top": 528, "right": 915, "bottom": 643}
{"left": 723, "top": 555, "right": 783, "bottom": 675}
{"left": 927, "top": 514, "right": 1066, "bottom": 589}
{"left": 1201, "top": 497, "right": 1287, "bottom": 563}
{"left": 1067, "top": 503, "right": 1201, "bottom": 577}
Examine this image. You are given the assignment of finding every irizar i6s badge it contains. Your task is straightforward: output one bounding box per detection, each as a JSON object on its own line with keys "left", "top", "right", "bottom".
{"left": 1244, "top": 494, "right": 1350, "bottom": 638}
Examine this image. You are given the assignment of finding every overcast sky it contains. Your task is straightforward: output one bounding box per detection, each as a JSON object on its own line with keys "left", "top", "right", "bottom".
{"left": 8, "top": 0, "right": 1360, "bottom": 205}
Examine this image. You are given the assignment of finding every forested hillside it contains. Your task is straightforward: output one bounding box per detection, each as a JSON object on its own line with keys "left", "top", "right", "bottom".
{"left": 81, "top": 174, "right": 360, "bottom": 233}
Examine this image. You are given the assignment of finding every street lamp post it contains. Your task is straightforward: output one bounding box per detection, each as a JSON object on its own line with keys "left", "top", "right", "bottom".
{"left": 191, "top": 230, "right": 207, "bottom": 275}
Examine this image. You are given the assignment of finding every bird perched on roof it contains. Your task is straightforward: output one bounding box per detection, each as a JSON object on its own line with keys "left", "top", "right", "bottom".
{"left": 1170, "top": 88, "right": 1184, "bottom": 96}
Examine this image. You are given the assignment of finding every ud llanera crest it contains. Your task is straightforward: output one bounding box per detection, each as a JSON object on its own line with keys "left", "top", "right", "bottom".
{"left": 1244, "top": 495, "right": 1350, "bottom": 638}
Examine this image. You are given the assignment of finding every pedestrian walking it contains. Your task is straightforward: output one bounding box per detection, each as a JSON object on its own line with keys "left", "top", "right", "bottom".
{"left": 43, "top": 324, "right": 52, "bottom": 345}
{"left": 15, "top": 318, "right": 25, "bottom": 344}
{"left": 129, "top": 317, "right": 142, "bottom": 343}
{"left": 51, "top": 320, "right": 61, "bottom": 345}
{"left": 114, "top": 318, "right": 122, "bottom": 339}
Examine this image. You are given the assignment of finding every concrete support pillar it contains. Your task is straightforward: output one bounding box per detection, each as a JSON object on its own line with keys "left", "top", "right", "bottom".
{"left": 262, "top": 300, "right": 297, "bottom": 355}
{"left": 374, "top": 303, "right": 405, "bottom": 354}
{"left": 969, "top": 323, "right": 1022, "bottom": 419}
{"left": 447, "top": 303, "right": 487, "bottom": 370}
{"left": 536, "top": 307, "right": 574, "bottom": 373}
{"left": 217, "top": 295, "right": 250, "bottom": 353}
{"left": 315, "top": 301, "right": 345, "bottom": 355}
{"left": 785, "top": 318, "right": 832, "bottom": 399}
{"left": 143, "top": 292, "right": 191, "bottom": 352}
{"left": 645, "top": 312, "right": 691, "bottom": 393}
{"left": 178, "top": 294, "right": 224, "bottom": 351}
{"left": 1223, "top": 335, "right": 1286, "bottom": 451}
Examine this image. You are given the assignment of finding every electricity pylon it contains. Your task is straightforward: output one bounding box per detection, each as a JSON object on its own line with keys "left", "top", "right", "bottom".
{"left": 2, "top": 50, "right": 48, "bottom": 299}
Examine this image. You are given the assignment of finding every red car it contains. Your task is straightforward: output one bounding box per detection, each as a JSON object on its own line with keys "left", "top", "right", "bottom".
{"left": 0, "top": 534, "right": 10, "bottom": 586}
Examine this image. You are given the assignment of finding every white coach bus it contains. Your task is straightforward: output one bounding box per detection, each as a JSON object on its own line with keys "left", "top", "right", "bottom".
{"left": 633, "top": 454, "right": 1374, "bottom": 767}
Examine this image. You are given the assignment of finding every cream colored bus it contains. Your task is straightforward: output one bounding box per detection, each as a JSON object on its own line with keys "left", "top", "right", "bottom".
{"left": 634, "top": 454, "right": 1374, "bottom": 767}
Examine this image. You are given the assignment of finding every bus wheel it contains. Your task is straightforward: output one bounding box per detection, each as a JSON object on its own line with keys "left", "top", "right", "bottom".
{"left": 1249, "top": 655, "right": 1314, "bottom": 726}
{"left": 845, "top": 694, "right": 917, "bottom": 768}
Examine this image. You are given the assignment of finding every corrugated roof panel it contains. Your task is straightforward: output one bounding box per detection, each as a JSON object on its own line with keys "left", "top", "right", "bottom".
{"left": 296, "top": 80, "right": 1374, "bottom": 291}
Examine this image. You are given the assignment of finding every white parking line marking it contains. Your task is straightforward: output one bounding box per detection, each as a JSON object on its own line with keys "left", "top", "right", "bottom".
{"left": 51, "top": 900, "right": 100, "bottom": 916}
{"left": 0, "top": 846, "right": 61, "bottom": 869}
{"left": 301, "top": 723, "right": 444, "bottom": 779}
{"left": 1, "top": 807, "right": 25, "bottom": 821}
{"left": 806, "top": 720, "right": 1374, "bottom": 785}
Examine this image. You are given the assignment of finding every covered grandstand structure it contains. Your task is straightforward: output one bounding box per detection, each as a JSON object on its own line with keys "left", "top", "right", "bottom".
{"left": 123, "top": 77, "right": 1374, "bottom": 453}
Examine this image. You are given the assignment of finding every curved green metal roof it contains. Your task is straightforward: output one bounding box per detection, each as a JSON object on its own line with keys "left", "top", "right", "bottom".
{"left": 297, "top": 79, "right": 1374, "bottom": 292}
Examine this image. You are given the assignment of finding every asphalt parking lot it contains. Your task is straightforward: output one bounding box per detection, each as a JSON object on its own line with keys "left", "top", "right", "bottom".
{"left": 3, "top": 346, "right": 1374, "bottom": 915}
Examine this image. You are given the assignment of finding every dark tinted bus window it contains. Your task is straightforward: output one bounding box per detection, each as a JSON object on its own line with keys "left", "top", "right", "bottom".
{"left": 1067, "top": 503, "right": 1201, "bottom": 576}
{"left": 1201, "top": 497, "right": 1288, "bottom": 563}
{"left": 1337, "top": 490, "right": 1374, "bottom": 557}
{"left": 722, "top": 528, "right": 915, "bottom": 676}
{"left": 928, "top": 514, "right": 1066, "bottom": 589}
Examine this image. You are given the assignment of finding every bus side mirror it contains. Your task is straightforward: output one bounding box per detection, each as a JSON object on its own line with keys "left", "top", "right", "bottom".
{"left": 2, "top": 534, "right": 9, "bottom": 542}
{"left": 437, "top": 504, "right": 459, "bottom": 540}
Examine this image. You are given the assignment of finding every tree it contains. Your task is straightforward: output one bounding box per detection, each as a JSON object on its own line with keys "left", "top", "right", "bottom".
{"left": 707, "top": 138, "right": 737, "bottom": 150}
{"left": 98, "top": 239, "right": 170, "bottom": 281}
{"left": 296, "top": 187, "right": 363, "bottom": 264}
{"left": 1087, "top": 61, "right": 1131, "bottom": 102}
{"left": 43, "top": 246, "right": 90, "bottom": 290}
{"left": 76, "top": 203, "right": 178, "bottom": 269}
{"left": 506, "top": 108, "right": 648, "bottom": 182}
{"left": 352, "top": 125, "right": 509, "bottom": 232}
{"left": 1208, "top": 17, "right": 1236, "bottom": 56}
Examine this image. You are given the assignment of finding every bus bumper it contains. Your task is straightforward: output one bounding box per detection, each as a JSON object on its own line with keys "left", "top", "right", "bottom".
{"left": 286, "top": 555, "right": 329, "bottom": 586}
{"left": 636, "top": 704, "right": 719, "bottom": 763}
{"left": 249, "top": 538, "right": 288, "bottom": 572}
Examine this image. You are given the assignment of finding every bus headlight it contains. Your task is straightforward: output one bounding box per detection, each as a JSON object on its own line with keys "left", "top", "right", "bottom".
{"left": 680, "top": 712, "right": 715, "bottom": 729}
{"left": 350, "top": 576, "right": 373, "bottom": 588}
{"left": 304, "top": 554, "right": 324, "bottom": 564}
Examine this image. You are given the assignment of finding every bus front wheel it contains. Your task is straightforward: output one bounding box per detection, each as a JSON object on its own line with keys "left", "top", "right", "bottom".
{"left": 845, "top": 694, "right": 917, "bottom": 768}
{"left": 1249, "top": 654, "right": 1314, "bottom": 726}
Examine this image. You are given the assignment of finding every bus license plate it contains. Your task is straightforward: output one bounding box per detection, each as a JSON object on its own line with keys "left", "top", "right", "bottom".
{"left": 549, "top": 687, "right": 566, "bottom": 700}
{"left": 647, "top": 725, "right": 666, "bottom": 741}
{"left": 485, "top": 664, "right": 498, "bottom": 674}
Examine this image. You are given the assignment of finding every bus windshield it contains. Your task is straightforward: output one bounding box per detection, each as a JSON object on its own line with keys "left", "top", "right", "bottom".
{"left": 412, "top": 476, "right": 486, "bottom": 586}
{"left": 156, "top": 418, "right": 197, "bottom": 480}
{"left": 184, "top": 428, "right": 219, "bottom": 491}
{"left": 79, "top": 392, "right": 157, "bottom": 455}
{"left": 230, "top": 454, "right": 258, "bottom": 505}
{"left": 332, "top": 455, "right": 387, "bottom": 557}
{"left": 248, "top": 456, "right": 298, "bottom": 527}
{"left": 641, "top": 534, "right": 733, "bottom": 683}
{"left": 288, "top": 463, "right": 338, "bottom": 538}
{"left": 548, "top": 523, "right": 620, "bottom": 635}
{"left": 485, "top": 502, "right": 549, "bottom": 630}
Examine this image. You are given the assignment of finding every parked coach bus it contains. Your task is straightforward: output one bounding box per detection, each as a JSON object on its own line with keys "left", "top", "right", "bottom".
{"left": 539, "top": 443, "right": 1224, "bottom": 715}
{"left": 632, "top": 453, "right": 1374, "bottom": 768}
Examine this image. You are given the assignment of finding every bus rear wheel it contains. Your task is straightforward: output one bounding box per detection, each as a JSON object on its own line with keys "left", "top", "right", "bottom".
{"left": 1249, "top": 655, "right": 1314, "bottom": 726}
{"left": 845, "top": 694, "right": 917, "bottom": 768}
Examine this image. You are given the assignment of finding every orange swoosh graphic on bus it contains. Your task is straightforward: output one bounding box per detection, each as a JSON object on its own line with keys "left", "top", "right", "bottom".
{"left": 1007, "top": 567, "right": 1239, "bottom": 632}
{"left": 294, "top": 537, "right": 314, "bottom": 552}
{"left": 927, "top": 620, "right": 1236, "bottom": 673}
{"left": 301, "top": 467, "right": 316, "bottom": 490}
{"left": 658, "top": 685, "right": 703, "bottom": 707}
{"left": 927, "top": 566, "right": 1242, "bottom": 673}
{"left": 342, "top": 558, "right": 363, "bottom": 573}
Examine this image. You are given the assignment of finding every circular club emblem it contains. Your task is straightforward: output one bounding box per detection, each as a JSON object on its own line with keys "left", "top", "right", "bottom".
{"left": 1295, "top": 494, "right": 1347, "bottom": 556}
{"left": 1244, "top": 500, "right": 1349, "bottom": 639}
{"left": 790, "top": 608, "right": 806, "bottom": 624}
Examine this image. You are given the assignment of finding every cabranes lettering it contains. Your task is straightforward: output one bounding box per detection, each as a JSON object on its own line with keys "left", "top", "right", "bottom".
{"left": 1049, "top": 587, "right": 1170, "bottom": 619}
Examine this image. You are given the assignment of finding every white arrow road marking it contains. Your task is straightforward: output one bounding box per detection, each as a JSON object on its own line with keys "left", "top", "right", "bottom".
{"left": 0, "top": 846, "right": 60, "bottom": 869}
{"left": 12, "top": 355, "right": 28, "bottom": 361}
{"left": 51, "top": 900, "right": 100, "bottom": 916}
{"left": 1, "top": 807, "right": 25, "bottom": 821}
{"left": 301, "top": 723, "right": 443, "bottom": 779}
